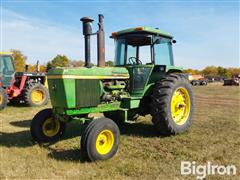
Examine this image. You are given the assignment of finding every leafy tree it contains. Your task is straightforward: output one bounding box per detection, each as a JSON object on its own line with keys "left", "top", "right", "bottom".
{"left": 69, "top": 60, "right": 85, "bottom": 67}
{"left": 10, "top": 49, "right": 27, "bottom": 72}
{"left": 47, "top": 55, "right": 69, "bottom": 70}
{"left": 26, "top": 64, "right": 47, "bottom": 72}
{"left": 39, "top": 65, "right": 47, "bottom": 72}
{"left": 217, "top": 66, "right": 227, "bottom": 78}
{"left": 183, "top": 68, "right": 200, "bottom": 75}
{"left": 105, "top": 60, "right": 114, "bottom": 67}
{"left": 225, "top": 67, "right": 240, "bottom": 78}
{"left": 201, "top": 66, "right": 218, "bottom": 77}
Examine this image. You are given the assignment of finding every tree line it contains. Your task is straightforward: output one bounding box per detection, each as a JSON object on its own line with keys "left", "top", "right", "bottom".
{"left": 9, "top": 49, "right": 240, "bottom": 78}
{"left": 184, "top": 66, "right": 240, "bottom": 78}
{"left": 10, "top": 49, "right": 114, "bottom": 72}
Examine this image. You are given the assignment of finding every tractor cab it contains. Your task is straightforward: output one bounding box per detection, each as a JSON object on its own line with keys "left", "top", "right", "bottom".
{"left": 112, "top": 26, "right": 174, "bottom": 66}
{"left": 111, "top": 27, "right": 178, "bottom": 95}
{"left": 0, "top": 52, "right": 15, "bottom": 88}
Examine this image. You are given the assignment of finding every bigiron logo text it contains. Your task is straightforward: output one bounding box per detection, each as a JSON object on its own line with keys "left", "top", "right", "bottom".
{"left": 181, "top": 161, "right": 237, "bottom": 179}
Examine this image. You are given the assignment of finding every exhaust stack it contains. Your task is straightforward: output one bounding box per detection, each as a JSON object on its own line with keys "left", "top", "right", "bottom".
{"left": 97, "top": 14, "right": 105, "bottom": 67}
{"left": 80, "top": 14, "right": 105, "bottom": 67}
{"left": 80, "top": 17, "right": 94, "bottom": 67}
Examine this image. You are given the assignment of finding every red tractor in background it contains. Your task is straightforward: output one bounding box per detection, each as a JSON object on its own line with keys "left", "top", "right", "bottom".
{"left": 0, "top": 52, "right": 49, "bottom": 110}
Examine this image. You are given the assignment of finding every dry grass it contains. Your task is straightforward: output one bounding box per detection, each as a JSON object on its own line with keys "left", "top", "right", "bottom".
{"left": 0, "top": 83, "right": 239, "bottom": 179}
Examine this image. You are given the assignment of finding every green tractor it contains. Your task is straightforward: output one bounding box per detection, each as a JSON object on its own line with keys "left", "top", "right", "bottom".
{"left": 31, "top": 15, "right": 194, "bottom": 161}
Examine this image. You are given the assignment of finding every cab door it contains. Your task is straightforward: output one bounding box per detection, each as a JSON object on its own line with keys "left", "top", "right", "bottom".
{"left": 127, "top": 65, "right": 154, "bottom": 96}
{"left": 0, "top": 55, "right": 15, "bottom": 87}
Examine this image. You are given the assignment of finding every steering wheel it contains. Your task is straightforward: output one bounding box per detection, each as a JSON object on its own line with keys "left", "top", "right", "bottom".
{"left": 128, "top": 57, "right": 142, "bottom": 65}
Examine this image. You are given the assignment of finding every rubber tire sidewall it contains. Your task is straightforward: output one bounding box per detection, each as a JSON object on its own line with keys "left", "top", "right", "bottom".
{"left": 81, "top": 118, "right": 120, "bottom": 161}
{"left": 30, "top": 108, "right": 66, "bottom": 142}
{"left": 166, "top": 81, "right": 194, "bottom": 133}
{"left": 25, "top": 83, "right": 49, "bottom": 107}
{"left": 0, "top": 88, "right": 8, "bottom": 110}
{"left": 150, "top": 74, "right": 194, "bottom": 135}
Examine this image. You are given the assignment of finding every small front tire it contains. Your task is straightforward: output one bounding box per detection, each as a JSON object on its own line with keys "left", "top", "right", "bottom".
{"left": 81, "top": 118, "right": 120, "bottom": 161}
{"left": 30, "top": 108, "right": 66, "bottom": 142}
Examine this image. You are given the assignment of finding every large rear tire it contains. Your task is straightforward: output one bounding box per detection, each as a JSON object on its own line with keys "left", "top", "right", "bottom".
{"left": 0, "top": 88, "right": 8, "bottom": 110}
{"left": 24, "top": 82, "right": 49, "bottom": 107}
{"left": 150, "top": 74, "right": 194, "bottom": 135}
{"left": 81, "top": 118, "right": 120, "bottom": 161}
{"left": 30, "top": 108, "right": 66, "bottom": 142}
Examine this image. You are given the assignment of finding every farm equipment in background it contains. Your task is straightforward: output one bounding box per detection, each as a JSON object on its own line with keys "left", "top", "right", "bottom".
{"left": 223, "top": 74, "right": 240, "bottom": 86}
{"left": 31, "top": 14, "right": 194, "bottom": 161}
{"left": 188, "top": 74, "right": 208, "bottom": 86}
{"left": 0, "top": 52, "right": 49, "bottom": 110}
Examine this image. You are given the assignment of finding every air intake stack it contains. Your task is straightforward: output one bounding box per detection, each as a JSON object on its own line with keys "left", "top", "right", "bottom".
{"left": 97, "top": 14, "right": 105, "bottom": 67}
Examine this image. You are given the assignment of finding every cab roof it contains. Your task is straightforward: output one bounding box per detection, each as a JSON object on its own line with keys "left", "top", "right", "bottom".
{"left": 111, "top": 26, "right": 173, "bottom": 39}
{"left": 0, "top": 52, "right": 13, "bottom": 55}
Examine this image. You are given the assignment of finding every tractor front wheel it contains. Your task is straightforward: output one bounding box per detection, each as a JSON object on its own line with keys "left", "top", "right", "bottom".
{"left": 24, "top": 82, "right": 49, "bottom": 107}
{"left": 30, "top": 108, "right": 66, "bottom": 142}
{"left": 150, "top": 74, "right": 194, "bottom": 135}
{"left": 0, "top": 88, "right": 8, "bottom": 110}
{"left": 81, "top": 118, "right": 120, "bottom": 161}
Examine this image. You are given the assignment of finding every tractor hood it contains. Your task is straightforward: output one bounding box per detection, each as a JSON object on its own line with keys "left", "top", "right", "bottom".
{"left": 47, "top": 66, "right": 129, "bottom": 80}
{"left": 47, "top": 66, "right": 129, "bottom": 109}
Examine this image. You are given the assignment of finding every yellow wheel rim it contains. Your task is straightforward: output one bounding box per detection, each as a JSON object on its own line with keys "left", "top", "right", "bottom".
{"left": 31, "top": 89, "right": 45, "bottom": 104}
{"left": 96, "top": 130, "right": 114, "bottom": 155}
{"left": 42, "top": 118, "right": 60, "bottom": 137}
{"left": 171, "top": 87, "right": 191, "bottom": 125}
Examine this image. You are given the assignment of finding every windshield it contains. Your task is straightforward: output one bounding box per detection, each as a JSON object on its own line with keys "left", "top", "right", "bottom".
{"left": 114, "top": 35, "right": 174, "bottom": 66}
{"left": 154, "top": 37, "right": 173, "bottom": 65}
{"left": 114, "top": 35, "right": 152, "bottom": 66}
{"left": 0, "top": 55, "right": 15, "bottom": 74}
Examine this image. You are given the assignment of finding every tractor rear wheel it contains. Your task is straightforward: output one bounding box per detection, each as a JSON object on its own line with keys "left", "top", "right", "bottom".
{"left": 30, "top": 108, "right": 66, "bottom": 142}
{"left": 150, "top": 74, "right": 194, "bottom": 135}
{"left": 0, "top": 88, "right": 8, "bottom": 110}
{"left": 24, "top": 82, "right": 49, "bottom": 106}
{"left": 81, "top": 118, "right": 120, "bottom": 161}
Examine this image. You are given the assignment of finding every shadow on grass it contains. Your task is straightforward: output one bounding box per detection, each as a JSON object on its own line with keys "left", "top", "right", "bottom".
{"left": 47, "top": 148, "right": 83, "bottom": 162}
{"left": 120, "top": 122, "right": 164, "bottom": 138}
{"left": 7, "top": 102, "right": 28, "bottom": 108}
{"left": 0, "top": 130, "right": 34, "bottom": 147}
{"left": 0, "top": 121, "right": 85, "bottom": 148}
{"left": 1, "top": 119, "right": 166, "bottom": 162}
{"left": 10, "top": 119, "right": 31, "bottom": 128}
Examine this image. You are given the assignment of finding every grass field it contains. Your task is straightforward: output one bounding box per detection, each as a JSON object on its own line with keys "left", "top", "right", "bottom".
{"left": 0, "top": 84, "right": 239, "bottom": 179}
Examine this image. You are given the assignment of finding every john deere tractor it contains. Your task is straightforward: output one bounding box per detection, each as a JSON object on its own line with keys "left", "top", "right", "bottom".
{"left": 31, "top": 15, "right": 194, "bottom": 161}
{"left": 0, "top": 52, "right": 49, "bottom": 110}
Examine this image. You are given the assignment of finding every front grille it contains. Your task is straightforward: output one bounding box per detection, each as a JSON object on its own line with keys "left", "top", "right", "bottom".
{"left": 75, "top": 79, "right": 100, "bottom": 107}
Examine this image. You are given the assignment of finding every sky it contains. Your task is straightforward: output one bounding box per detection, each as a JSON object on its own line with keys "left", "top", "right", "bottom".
{"left": 0, "top": 0, "right": 239, "bottom": 69}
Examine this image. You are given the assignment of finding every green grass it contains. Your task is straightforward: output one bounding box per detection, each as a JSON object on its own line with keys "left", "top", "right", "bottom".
{"left": 0, "top": 83, "right": 239, "bottom": 179}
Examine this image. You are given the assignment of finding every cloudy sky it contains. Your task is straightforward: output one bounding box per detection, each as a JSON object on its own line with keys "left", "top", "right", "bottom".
{"left": 1, "top": 1, "right": 239, "bottom": 69}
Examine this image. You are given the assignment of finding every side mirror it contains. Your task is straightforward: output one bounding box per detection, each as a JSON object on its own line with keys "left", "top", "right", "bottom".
{"left": 172, "top": 39, "right": 177, "bottom": 44}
